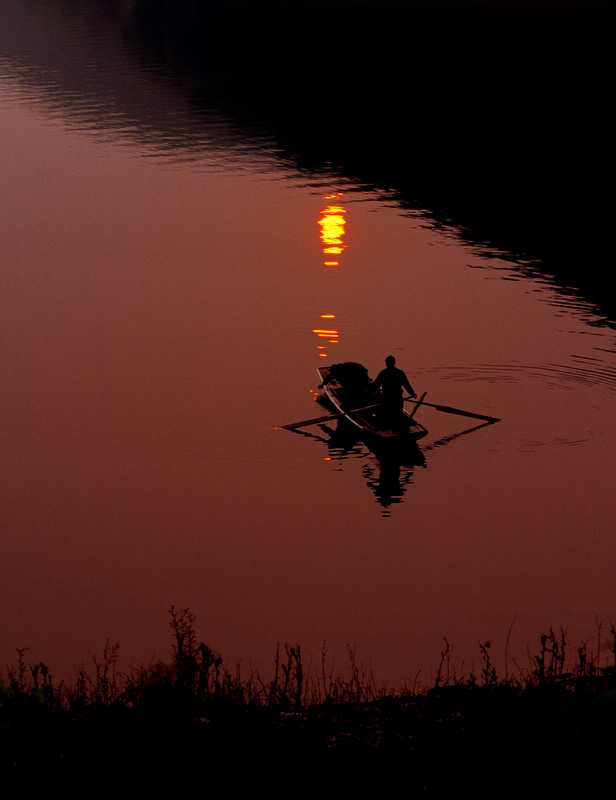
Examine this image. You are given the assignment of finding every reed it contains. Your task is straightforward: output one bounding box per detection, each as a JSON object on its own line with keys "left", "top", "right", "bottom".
{"left": 2, "top": 608, "right": 615, "bottom": 790}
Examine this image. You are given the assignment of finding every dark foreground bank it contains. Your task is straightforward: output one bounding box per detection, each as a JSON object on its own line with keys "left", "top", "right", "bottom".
{"left": 2, "top": 609, "right": 615, "bottom": 792}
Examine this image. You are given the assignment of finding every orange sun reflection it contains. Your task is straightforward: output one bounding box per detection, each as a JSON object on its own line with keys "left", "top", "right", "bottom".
{"left": 317, "top": 195, "right": 347, "bottom": 269}
{"left": 311, "top": 194, "right": 348, "bottom": 360}
{"left": 312, "top": 317, "right": 341, "bottom": 359}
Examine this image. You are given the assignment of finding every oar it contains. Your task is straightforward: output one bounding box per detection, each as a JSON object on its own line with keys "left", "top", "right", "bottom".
{"left": 407, "top": 391, "right": 427, "bottom": 421}
{"left": 280, "top": 400, "right": 384, "bottom": 431}
{"left": 403, "top": 396, "right": 500, "bottom": 423}
{"left": 424, "top": 420, "right": 495, "bottom": 452}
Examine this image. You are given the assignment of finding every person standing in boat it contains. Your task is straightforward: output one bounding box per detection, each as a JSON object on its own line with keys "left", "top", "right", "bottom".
{"left": 374, "top": 355, "right": 417, "bottom": 422}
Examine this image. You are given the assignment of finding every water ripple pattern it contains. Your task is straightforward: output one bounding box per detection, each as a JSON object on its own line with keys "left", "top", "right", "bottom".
{"left": 419, "top": 359, "right": 616, "bottom": 394}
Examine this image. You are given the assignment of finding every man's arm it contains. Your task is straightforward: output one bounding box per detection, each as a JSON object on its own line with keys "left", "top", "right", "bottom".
{"left": 401, "top": 371, "right": 417, "bottom": 398}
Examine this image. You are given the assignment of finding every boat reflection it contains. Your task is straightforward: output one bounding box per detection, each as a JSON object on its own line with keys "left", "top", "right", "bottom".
{"left": 287, "top": 414, "right": 496, "bottom": 515}
{"left": 293, "top": 416, "right": 426, "bottom": 516}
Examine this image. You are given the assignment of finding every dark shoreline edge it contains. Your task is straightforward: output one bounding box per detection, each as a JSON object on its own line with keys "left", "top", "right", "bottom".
{"left": 2, "top": 608, "right": 615, "bottom": 789}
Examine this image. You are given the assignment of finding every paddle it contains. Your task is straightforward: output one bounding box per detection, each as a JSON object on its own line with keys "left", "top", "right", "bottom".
{"left": 280, "top": 401, "right": 385, "bottom": 431}
{"left": 407, "top": 391, "right": 427, "bottom": 421}
{"left": 403, "top": 396, "right": 500, "bottom": 423}
{"left": 281, "top": 392, "right": 500, "bottom": 431}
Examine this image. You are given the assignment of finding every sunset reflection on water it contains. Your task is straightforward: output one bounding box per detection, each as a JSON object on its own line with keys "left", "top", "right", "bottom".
{"left": 312, "top": 194, "right": 347, "bottom": 360}
{"left": 318, "top": 193, "right": 347, "bottom": 268}
{"left": 312, "top": 317, "right": 340, "bottom": 359}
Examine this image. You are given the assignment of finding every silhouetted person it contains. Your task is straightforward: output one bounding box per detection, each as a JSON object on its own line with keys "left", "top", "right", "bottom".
{"left": 374, "top": 355, "right": 416, "bottom": 425}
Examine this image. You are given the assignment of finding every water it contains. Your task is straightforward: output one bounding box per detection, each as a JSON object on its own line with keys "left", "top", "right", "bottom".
{"left": 1, "top": 1, "right": 614, "bottom": 684}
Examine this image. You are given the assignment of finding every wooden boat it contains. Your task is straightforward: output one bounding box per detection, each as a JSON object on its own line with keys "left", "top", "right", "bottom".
{"left": 317, "top": 364, "right": 428, "bottom": 444}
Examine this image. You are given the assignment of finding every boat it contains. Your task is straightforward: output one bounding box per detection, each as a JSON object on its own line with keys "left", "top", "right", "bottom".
{"left": 316, "top": 363, "right": 428, "bottom": 445}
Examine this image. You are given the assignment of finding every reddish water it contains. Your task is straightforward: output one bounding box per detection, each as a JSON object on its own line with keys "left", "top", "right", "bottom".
{"left": 1, "top": 3, "right": 615, "bottom": 685}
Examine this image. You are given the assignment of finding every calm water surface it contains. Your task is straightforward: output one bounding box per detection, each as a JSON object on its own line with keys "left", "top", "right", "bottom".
{"left": 1, "top": 2, "right": 615, "bottom": 684}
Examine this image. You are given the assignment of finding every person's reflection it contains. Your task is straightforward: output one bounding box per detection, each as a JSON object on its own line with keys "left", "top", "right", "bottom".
{"left": 286, "top": 402, "right": 494, "bottom": 514}
{"left": 362, "top": 446, "right": 426, "bottom": 513}
{"left": 319, "top": 419, "right": 426, "bottom": 512}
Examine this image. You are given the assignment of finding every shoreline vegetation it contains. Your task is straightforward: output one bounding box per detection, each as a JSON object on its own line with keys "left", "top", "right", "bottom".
{"left": 2, "top": 609, "right": 615, "bottom": 790}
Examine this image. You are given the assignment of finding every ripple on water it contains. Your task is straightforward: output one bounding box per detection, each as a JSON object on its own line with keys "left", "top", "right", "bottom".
{"left": 419, "top": 359, "right": 616, "bottom": 394}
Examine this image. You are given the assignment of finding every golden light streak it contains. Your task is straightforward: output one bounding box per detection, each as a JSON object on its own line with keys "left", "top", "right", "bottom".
{"left": 318, "top": 199, "right": 347, "bottom": 268}
{"left": 313, "top": 194, "right": 347, "bottom": 359}
{"left": 313, "top": 315, "right": 340, "bottom": 360}
{"left": 319, "top": 215, "right": 346, "bottom": 233}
